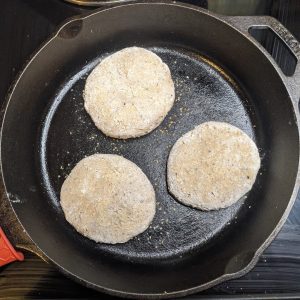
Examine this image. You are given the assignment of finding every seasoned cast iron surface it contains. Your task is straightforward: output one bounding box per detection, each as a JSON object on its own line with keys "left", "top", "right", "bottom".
{"left": 39, "top": 47, "right": 257, "bottom": 261}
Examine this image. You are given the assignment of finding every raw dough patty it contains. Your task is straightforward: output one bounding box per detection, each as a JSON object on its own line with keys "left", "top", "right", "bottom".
{"left": 167, "top": 122, "right": 261, "bottom": 210}
{"left": 84, "top": 47, "right": 175, "bottom": 139}
{"left": 60, "top": 154, "right": 156, "bottom": 244}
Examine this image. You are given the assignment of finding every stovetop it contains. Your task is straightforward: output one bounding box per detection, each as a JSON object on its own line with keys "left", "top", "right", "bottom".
{"left": 1, "top": 0, "right": 300, "bottom": 299}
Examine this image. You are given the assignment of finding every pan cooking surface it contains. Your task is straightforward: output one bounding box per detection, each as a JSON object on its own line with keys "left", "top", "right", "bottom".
{"left": 39, "top": 47, "right": 259, "bottom": 261}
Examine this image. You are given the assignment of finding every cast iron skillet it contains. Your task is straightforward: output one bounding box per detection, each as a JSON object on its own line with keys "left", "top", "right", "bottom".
{"left": 1, "top": 2, "right": 300, "bottom": 299}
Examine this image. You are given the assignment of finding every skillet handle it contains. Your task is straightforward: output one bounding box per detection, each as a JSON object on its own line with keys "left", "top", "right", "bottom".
{"left": 224, "top": 16, "right": 300, "bottom": 104}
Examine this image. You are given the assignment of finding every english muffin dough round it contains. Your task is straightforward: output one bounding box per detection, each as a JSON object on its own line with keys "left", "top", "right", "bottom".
{"left": 60, "top": 154, "right": 156, "bottom": 244}
{"left": 84, "top": 47, "right": 175, "bottom": 139}
{"left": 167, "top": 122, "right": 260, "bottom": 210}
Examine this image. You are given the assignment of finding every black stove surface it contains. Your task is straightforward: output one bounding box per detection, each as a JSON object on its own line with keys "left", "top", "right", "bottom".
{"left": 1, "top": 0, "right": 300, "bottom": 299}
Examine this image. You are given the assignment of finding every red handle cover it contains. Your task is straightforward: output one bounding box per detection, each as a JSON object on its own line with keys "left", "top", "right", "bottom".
{"left": 0, "top": 227, "right": 24, "bottom": 267}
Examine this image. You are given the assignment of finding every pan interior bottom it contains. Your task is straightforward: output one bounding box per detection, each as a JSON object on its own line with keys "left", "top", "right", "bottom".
{"left": 39, "top": 46, "right": 256, "bottom": 261}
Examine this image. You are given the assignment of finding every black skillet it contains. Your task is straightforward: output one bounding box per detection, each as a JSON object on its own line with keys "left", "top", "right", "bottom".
{"left": 1, "top": 1, "right": 300, "bottom": 299}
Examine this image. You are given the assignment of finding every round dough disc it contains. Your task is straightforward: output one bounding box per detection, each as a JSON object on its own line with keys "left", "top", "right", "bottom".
{"left": 60, "top": 154, "right": 156, "bottom": 244}
{"left": 84, "top": 47, "right": 175, "bottom": 139}
{"left": 167, "top": 122, "right": 261, "bottom": 210}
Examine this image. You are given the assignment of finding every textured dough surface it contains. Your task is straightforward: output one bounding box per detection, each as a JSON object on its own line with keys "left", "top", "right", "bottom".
{"left": 167, "top": 122, "right": 261, "bottom": 210}
{"left": 60, "top": 154, "right": 156, "bottom": 244}
{"left": 84, "top": 47, "right": 175, "bottom": 139}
